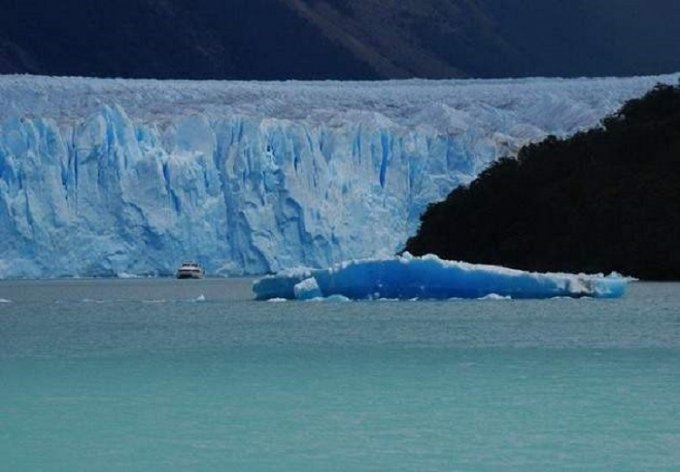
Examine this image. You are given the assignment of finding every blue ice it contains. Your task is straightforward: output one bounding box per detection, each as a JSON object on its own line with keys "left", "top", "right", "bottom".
{"left": 253, "top": 254, "right": 628, "bottom": 301}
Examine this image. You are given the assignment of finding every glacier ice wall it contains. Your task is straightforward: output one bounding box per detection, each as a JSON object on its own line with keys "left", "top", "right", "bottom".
{"left": 0, "top": 74, "right": 678, "bottom": 277}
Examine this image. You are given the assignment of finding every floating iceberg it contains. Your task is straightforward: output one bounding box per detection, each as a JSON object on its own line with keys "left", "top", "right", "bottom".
{"left": 252, "top": 254, "right": 628, "bottom": 301}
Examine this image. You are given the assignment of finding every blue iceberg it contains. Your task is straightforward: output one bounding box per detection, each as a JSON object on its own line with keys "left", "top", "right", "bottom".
{"left": 252, "top": 254, "right": 628, "bottom": 301}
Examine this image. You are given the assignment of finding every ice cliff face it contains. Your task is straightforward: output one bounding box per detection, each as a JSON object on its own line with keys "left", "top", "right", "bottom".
{"left": 0, "top": 74, "right": 677, "bottom": 278}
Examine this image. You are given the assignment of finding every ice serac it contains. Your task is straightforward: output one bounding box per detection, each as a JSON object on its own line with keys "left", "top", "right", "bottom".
{"left": 252, "top": 254, "right": 629, "bottom": 301}
{"left": 0, "top": 74, "right": 678, "bottom": 278}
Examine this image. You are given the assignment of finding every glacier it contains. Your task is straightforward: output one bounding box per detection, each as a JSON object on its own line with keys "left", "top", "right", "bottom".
{"left": 0, "top": 74, "right": 678, "bottom": 278}
{"left": 252, "top": 253, "right": 628, "bottom": 301}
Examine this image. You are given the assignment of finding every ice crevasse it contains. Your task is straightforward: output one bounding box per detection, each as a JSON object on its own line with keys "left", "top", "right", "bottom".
{"left": 0, "top": 74, "right": 677, "bottom": 278}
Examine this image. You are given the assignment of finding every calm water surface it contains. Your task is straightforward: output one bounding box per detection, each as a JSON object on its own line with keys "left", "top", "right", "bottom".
{"left": 0, "top": 279, "right": 679, "bottom": 471}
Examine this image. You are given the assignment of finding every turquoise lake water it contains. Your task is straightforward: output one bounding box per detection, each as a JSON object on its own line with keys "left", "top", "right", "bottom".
{"left": 1, "top": 279, "right": 679, "bottom": 471}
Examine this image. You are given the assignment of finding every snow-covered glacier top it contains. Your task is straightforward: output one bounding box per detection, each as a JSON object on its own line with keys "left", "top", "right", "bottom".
{"left": 3, "top": 74, "right": 678, "bottom": 130}
{"left": 0, "top": 74, "right": 678, "bottom": 278}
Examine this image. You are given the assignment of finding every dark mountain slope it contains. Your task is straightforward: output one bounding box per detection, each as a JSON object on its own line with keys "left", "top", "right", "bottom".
{"left": 406, "top": 84, "right": 680, "bottom": 280}
{"left": 0, "top": 0, "right": 376, "bottom": 80}
{"left": 480, "top": 0, "right": 680, "bottom": 77}
{"left": 1, "top": 0, "right": 680, "bottom": 79}
{"left": 300, "top": 0, "right": 680, "bottom": 78}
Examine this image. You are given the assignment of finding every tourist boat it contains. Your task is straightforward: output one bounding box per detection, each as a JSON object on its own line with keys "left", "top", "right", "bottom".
{"left": 176, "top": 261, "right": 204, "bottom": 279}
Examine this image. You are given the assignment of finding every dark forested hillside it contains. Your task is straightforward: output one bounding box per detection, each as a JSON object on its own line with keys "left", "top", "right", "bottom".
{"left": 406, "top": 84, "right": 680, "bottom": 280}
{"left": 1, "top": 0, "right": 680, "bottom": 80}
